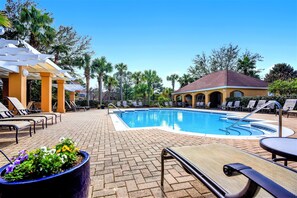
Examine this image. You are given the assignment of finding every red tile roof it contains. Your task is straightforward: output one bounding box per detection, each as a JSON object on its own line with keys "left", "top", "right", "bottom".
{"left": 174, "top": 70, "right": 268, "bottom": 94}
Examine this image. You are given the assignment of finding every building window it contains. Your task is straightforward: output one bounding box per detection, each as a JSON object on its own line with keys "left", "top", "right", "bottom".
{"left": 231, "top": 91, "right": 244, "bottom": 97}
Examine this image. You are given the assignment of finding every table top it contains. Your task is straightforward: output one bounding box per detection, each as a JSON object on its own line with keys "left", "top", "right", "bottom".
{"left": 260, "top": 137, "right": 297, "bottom": 161}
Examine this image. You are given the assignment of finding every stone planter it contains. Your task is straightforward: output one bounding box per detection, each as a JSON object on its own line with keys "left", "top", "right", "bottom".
{"left": 0, "top": 151, "right": 90, "bottom": 198}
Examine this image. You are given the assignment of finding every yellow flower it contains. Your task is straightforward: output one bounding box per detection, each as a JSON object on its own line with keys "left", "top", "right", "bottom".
{"left": 56, "top": 149, "right": 61, "bottom": 153}
{"left": 62, "top": 145, "right": 69, "bottom": 152}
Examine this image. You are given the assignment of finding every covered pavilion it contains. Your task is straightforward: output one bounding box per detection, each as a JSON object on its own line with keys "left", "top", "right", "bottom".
{"left": 173, "top": 70, "right": 268, "bottom": 108}
{"left": 0, "top": 38, "right": 81, "bottom": 113}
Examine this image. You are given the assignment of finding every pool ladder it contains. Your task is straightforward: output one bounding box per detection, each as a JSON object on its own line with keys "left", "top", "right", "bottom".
{"left": 222, "top": 101, "right": 283, "bottom": 137}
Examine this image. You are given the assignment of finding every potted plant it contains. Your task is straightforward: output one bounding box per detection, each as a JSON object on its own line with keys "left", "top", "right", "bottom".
{"left": 0, "top": 138, "right": 90, "bottom": 198}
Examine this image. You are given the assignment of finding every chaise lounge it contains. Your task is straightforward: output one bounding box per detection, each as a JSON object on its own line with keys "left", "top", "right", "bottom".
{"left": 241, "top": 100, "right": 256, "bottom": 112}
{"left": 0, "top": 120, "right": 32, "bottom": 144}
{"left": 0, "top": 102, "right": 45, "bottom": 133}
{"left": 276, "top": 99, "right": 297, "bottom": 116}
{"left": 161, "top": 144, "right": 297, "bottom": 197}
{"left": 7, "top": 97, "right": 56, "bottom": 125}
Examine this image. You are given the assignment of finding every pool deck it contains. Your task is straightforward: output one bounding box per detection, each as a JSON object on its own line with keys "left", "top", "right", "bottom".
{"left": 0, "top": 108, "right": 296, "bottom": 198}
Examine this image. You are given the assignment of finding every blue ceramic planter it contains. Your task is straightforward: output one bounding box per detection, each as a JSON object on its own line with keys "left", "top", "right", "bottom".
{"left": 0, "top": 151, "right": 90, "bottom": 198}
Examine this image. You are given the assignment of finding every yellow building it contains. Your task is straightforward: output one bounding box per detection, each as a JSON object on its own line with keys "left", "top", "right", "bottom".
{"left": 172, "top": 70, "right": 268, "bottom": 108}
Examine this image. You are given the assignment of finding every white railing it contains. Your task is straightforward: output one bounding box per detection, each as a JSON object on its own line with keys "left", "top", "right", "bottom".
{"left": 107, "top": 103, "right": 122, "bottom": 114}
{"left": 225, "top": 101, "right": 283, "bottom": 137}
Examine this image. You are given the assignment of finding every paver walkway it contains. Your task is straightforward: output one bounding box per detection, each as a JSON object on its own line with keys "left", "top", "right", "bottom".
{"left": 0, "top": 109, "right": 296, "bottom": 198}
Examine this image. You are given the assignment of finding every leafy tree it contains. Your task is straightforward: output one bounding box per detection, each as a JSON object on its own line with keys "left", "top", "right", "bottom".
{"left": 143, "top": 70, "right": 158, "bottom": 105}
{"left": 188, "top": 44, "right": 263, "bottom": 80}
{"left": 131, "top": 71, "right": 143, "bottom": 85}
{"left": 166, "top": 74, "right": 179, "bottom": 91}
{"left": 3, "top": 0, "right": 35, "bottom": 39}
{"left": 92, "top": 57, "right": 113, "bottom": 105}
{"left": 0, "top": 12, "right": 11, "bottom": 27}
{"left": 134, "top": 83, "right": 148, "bottom": 102}
{"left": 188, "top": 52, "right": 210, "bottom": 79}
{"left": 236, "top": 51, "right": 263, "bottom": 78}
{"left": 209, "top": 44, "right": 240, "bottom": 71}
{"left": 51, "top": 26, "right": 92, "bottom": 69}
{"left": 75, "top": 53, "right": 93, "bottom": 106}
{"left": 14, "top": 6, "right": 56, "bottom": 50}
{"left": 178, "top": 74, "right": 194, "bottom": 88}
{"left": 104, "top": 75, "right": 118, "bottom": 102}
{"left": 115, "top": 63, "right": 128, "bottom": 102}
{"left": 122, "top": 71, "right": 133, "bottom": 101}
{"left": 268, "top": 79, "right": 297, "bottom": 95}
{"left": 264, "top": 63, "right": 297, "bottom": 83}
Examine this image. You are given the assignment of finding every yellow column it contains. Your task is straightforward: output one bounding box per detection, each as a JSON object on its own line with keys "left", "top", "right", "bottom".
{"left": 40, "top": 72, "right": 52, "bottom": 112}
{"left": 205, "top": 92, "right": 210, "bottom": 105}
{"left": 8, "top": 66, "right": 27, "bottom": 109}
{"left": 222, "top": 89, "right": 228, "bottom": 103}
{"left": 57, "top": 80, "right": 65, "bottom": 113}
{"left": 69, "top": 92, "right": 75, "bottom": 102}
{"left": 192, "top": 93, "right": 196, "bottom": 108}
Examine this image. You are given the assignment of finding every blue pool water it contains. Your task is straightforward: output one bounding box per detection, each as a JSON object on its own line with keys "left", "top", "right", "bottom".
{"left": 117, "top": 109, "right": 266, "bottom": 136}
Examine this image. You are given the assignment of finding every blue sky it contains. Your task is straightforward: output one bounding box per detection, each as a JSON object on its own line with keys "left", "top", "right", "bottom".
{"left": 1, "top": 0, "right": 297, "bottom": 88}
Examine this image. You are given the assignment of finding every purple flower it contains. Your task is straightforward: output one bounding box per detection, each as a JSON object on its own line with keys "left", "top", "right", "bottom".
{"left": 19, "top": 154, "right": 28, "bottom": 162}
{"left": 18, "top": 150, "right": 26, "bottom": 155}
{"left": 13, "top": 159, "right": 21, "bottom": 165}
{"left": 5, "top": 164, "right": 15, "bottom": 174}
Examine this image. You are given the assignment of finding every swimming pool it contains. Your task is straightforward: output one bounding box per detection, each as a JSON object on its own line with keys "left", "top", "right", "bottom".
{"left": 116, "top": 109, "right": 269, "bottom": 136}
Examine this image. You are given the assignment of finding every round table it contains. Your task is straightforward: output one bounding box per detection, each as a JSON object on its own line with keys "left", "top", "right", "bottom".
{"left": 260, "top": 137, "right": 297, "bottom": 166}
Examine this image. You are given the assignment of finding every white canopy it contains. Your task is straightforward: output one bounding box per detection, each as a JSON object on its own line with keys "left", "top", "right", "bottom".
{"left": 0, "top": 38, "right": 73, "bottom": 81}
{"left": 52, "top": 83, "right": 85, "bottom": 92}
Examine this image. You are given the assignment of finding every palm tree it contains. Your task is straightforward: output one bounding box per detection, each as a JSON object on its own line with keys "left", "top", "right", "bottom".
{"left": 115, "top": 63, "right": 128, "bottom": 102}
{"left": 15, "top": 6, "right": 55, "bottom": 49}
{"left": 51, "top": 44, "right": 70, "bottom": 64}
{"left": 166, "top": 74, "right": 179, "bottom": 91}
{"left": 131, "top": 71, "right": 143, "bottom": 85}
{"left": 237, "top": 55, "right": 260, "bottom": 78}
{"left": 143, "top": 70, "right": 158, "bottom": 106}
{"left": 134, "top": 83, "right": 148, "bottom": 103}
{"left": 178, "top": 74, "right": 194, "bottom": 88}
{"left": 75, "top": 53, "right": 92, "bottom": 106}
{"left": 104, "top": 75, "right": 118, "bottom": 102}
{"left": 92, "top": 57, "right": 113, "bottom": 106}
{"left": 0, "top": 13, "right": 11, "bottom": 27}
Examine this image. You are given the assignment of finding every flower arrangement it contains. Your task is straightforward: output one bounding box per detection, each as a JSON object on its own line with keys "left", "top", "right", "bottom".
{"left": 2, "top": 138, "right": 81, "bottom": 182}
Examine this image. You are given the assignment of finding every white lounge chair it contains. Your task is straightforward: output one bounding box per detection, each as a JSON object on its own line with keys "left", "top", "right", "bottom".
{"left": 131, "top": 101, "right": 139, "bottom": 107}
{"left": 138, "top": 101, "right": 143, "bottom": 107}
{"left": 122, "top": 101, "right": 129, "bottom": 108}
{"left": 229, "top": 101, "right": 241, "bottom": 111}
{"left": 252, "top": 100, "right": 266, "bottom": 111}
{"left": 242, "top": 100, "right": 256, "bottom": 112}
{"left": 276, "top": 99, "right": 297, "bottom": 116}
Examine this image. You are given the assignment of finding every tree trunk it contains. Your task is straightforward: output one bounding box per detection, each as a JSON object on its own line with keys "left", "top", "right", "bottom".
{"left": 86, "top": 76, "right": 90, "bottom": 106}
{"left": 120, "top": 76, "right": 123, "bottom": 102}
{"left": 97, "top": 77, "right": 100, "bottom": 102}
{"left": 99, "top": 75, "right": 103, "bottom": 106}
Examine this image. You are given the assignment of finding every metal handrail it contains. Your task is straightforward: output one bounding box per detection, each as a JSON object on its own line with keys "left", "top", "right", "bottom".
{"left": 107, "top": 103, "right": 123, "bottom": 114}
{"left": 226, "top": 101, "right": 283, "bottom": 137}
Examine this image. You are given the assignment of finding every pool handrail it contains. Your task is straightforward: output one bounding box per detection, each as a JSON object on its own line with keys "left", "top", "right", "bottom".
{"left": 107, "top": 103, "right": 123, "bottom": 114}
{"left": 226, "top": 101, "right": 283, "bottom": 137}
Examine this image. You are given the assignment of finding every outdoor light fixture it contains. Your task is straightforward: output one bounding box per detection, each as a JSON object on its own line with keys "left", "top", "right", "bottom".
{"left": 22, "top": 69, "right": 29, "bottom": 77}
{"left": 0, "top": 27, "right": 5, "bottom": 35}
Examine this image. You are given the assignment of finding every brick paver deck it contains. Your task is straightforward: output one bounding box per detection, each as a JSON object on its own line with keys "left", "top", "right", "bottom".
{"left": 0, "top": 109, "right": 296, "bottom": 198}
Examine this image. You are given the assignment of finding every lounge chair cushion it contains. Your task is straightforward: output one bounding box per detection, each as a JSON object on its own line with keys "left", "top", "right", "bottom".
{"left": 168, "top": 144, "right": 297, "bottom": 197}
